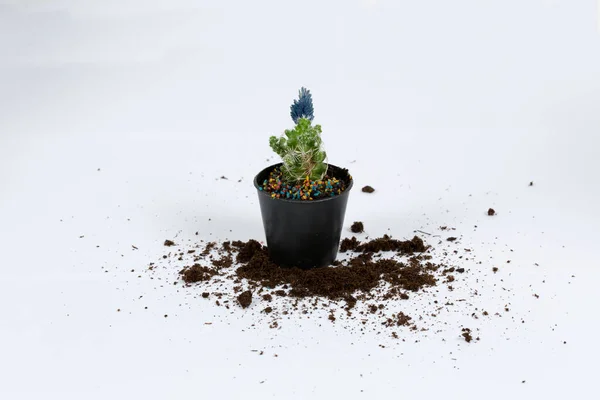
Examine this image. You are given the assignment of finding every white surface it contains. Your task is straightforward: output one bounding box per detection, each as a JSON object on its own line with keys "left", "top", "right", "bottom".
{"left": 1, "top": 0, "right": 599, "bottom": 399}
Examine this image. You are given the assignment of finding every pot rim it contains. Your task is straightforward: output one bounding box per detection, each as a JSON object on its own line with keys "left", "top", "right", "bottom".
{"left": 253, "top": 162, "right": 353, "bottom": 204}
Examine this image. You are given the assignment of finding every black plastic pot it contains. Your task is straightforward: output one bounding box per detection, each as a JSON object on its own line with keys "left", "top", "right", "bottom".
{"left": 253, "top": 163, "right": 353, "bottom": 269}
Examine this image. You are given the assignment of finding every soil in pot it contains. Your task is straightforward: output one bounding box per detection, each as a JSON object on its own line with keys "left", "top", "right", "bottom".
{"left": 259, "top": 164, "right": 350, "bottom": 200}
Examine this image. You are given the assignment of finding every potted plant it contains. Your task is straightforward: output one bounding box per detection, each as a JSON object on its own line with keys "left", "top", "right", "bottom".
{"left": 253, "top": 87, "right": 354, "bottom": 269}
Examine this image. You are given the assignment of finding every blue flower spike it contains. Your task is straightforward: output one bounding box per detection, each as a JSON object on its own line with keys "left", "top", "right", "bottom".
{"left": 290, "top": 87, "right": 314, "bottom": 124}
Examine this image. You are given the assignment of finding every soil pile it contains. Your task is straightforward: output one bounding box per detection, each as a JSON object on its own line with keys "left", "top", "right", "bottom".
{"left": 163, "top": 233, "right": 461, "bottom": 332}
{"left": 147, "top": 221, "right": 502, "bottom": 342}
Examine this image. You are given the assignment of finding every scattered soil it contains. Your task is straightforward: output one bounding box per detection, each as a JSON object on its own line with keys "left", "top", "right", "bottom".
{"left": 146, "top": 219, "right": 513, "bottom": 341}
{"left": 340, "top": 235, "right": 426, "bottom": 254}
{"left": 351, "top": 221, "right": 364, "bottom": 233}
{"left": 170, "top": 234, "right": 447, "bottom": 333}
{"left": 202, "top": 242, "right": 217, "bottom": 255}
{"left": 488, "top": 208, "right": 496, "bottom": 216}
{"left": 385, "top": 312, "right": 412, "bottom": 327}
{"left": 362, "top": 185, "right": 375, "bottom": 193}
{"left": 237, "top": 290, "right": 252, "bottom": 308}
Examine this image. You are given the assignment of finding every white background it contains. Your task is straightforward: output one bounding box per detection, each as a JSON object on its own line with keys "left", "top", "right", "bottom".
{"left": 1, "top": 0, "right": 599, "bottom": 399}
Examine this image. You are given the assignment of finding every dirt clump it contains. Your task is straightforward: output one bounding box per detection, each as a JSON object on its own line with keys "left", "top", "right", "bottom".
{"left": 488, "top": 208, "right": 496, "bottom": 216}
{"left": 180, "top": 264, "right": 217, "bottom": 283}
{"left": 362, "top": 185, "right": 375, "bottom": 193}
{"left": 396, "top": 312, "right": 412, "bottom": 326}
{"left": 237, "top": 290, "right": 252, "bottom": 308}
{"left": 462, "top": 328, "right": 473, "bottom": 342}
{"left": 340, "top": 237, "right": 360, "bottom": 252}
{"left": 340, "top": 235, "right": 426, "bottom": 255}
{"left": 236, "top": 239, "right": 263, "bottom": 263}
{"left": 351, "top": 221, "right": 364, "bottom": 233}
{"left": 164, "top": 240, "right": 175, "bottom": 246}
{"left": 212, "top": 255, "right": 233, "bottom": 269}
{"left": 262, "top": 294, "right": 273, "bottom": 302}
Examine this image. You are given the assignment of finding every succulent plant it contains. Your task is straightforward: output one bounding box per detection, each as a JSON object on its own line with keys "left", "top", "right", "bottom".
{"left": 269, "top": 88, "right": 327, "bottom": 183}
{"left": 269, "top": 117, "right": 327, "bottom": 183}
